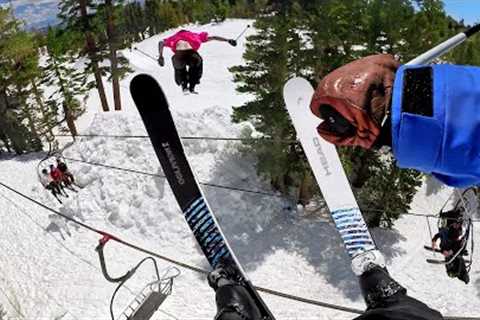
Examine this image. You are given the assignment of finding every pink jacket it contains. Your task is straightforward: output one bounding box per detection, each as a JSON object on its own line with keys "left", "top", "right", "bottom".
{"left": 163, "top": 30, "right": 209, "bottom": 53}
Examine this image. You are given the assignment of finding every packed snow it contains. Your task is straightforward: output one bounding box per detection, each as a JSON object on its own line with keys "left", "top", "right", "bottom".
{"left": 0, "top": 20, "right": 479, "bottom": 320}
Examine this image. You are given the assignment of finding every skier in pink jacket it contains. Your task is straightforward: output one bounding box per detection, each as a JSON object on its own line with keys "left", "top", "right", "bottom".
{"left": 158, "top": 30, "right": 237, "bottom": 93}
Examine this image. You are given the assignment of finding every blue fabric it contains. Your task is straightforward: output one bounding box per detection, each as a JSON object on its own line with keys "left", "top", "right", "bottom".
{"left": 392, "top": 64, "right": 480, "bottom": 187}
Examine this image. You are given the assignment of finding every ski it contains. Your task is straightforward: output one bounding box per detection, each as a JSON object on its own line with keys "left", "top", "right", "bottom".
{"left": 423, "top": 245, "right": 442, "bottom": 253}
{"left": 283, "top": 77, "right": 376, "bottom": 260}
{"left": 130, "top": 74, "right": 275, "bottom": 320}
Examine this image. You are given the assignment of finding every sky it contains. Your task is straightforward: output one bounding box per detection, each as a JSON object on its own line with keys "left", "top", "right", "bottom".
{"left": 0, "top": 0, "right": 478, "bottom": 30}
{"left": 443, "top": 0, "right": 480, "bottom": 25}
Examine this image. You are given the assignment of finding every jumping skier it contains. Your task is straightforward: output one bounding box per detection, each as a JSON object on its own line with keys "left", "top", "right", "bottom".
{"left": 431, "top": 213, "right": 470, "bottom": 284}
{"left": 157, "top": 29, "right": 237, "bottom": 93}
{"left": 308, "top": 53, "right": 480, "bottom": 187}
{"left": 207, "top": 261, "right": 444, "bottom": 319}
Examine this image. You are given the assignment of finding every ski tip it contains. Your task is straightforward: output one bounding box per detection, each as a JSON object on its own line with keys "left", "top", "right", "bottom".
{"left": 283, "top": 77, "right": 315, "bottom": 99}
{"left": 130, "top": 74, "right": 168, "bottom": 109}
{"left": 130, "top": 73, "right": 156, "bottom": 90}
{"left": 284, "top": 76, "right": 309, "bottom": 90}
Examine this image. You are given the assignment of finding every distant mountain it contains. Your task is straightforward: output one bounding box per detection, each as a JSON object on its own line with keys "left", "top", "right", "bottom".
{"left": 1, "top": 0, "right": 61, "bottom": 30}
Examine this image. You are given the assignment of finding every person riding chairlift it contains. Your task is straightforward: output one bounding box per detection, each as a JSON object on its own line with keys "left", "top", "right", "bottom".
{"left": 431, "top": 211, "right": 469, "bottom": 284}
{"left": 56, "top": 158, "right": 75, "bottom": 186}
{"left": 49, "top": 164, "right": 68, "bottom": 196}
{"left": 39, "top": 169, "right": 62, "bottom": 201}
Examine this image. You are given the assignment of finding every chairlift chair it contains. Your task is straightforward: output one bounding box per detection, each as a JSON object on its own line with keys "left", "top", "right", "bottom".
{"left": 426, "top": 188, "right": 476, "bottom": 269}
{"left": 96, "top": 235, "right": 180, "bottom": 320}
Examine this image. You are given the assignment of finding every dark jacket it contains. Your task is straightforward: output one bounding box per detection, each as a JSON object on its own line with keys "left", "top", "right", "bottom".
{"left": 354, "top": 293, "right": 443, "bottom": 320}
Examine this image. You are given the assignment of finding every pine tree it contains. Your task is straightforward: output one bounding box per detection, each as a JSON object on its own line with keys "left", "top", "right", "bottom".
{"left": 303, "top": 0, "right": 425, "bottom": 226}
{"left": 100, "top": 0, "right": 126, "bottom": 111}
{"left": 401, "top": 0, "right": 452, "bottom": 62}
{"left": 59, "top": 0, "right": 110, "bottom": 112}
{"left": 8, "top": 31, "right": 44, "bottom": 151}
{"left": 0, "top": 8, "right": 42, "bottom": 153}
{"left": 144, "top": 0, "right": 162, "bottom": 35}
{"left": 230, "top": 3, "right": 312, "bottom": 199}
{"left": 122, "top": 2, "right": 147, "bottom": 42}
{"left": 42, "top": 28, "right": 89, "bottom": 139}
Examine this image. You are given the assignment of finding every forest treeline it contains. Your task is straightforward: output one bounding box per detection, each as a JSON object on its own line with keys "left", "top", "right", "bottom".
{"left": 1, "top": 0, "right": 479, "bottom": 227}
{"left": 229, "top": 0, "right": 480, "bottom": 227}
{"left": 0, "top": 0, "right": 265, "bottom": 154}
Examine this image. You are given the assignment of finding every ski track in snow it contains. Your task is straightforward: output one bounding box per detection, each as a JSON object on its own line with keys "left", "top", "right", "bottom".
{"left": 0, "top": 19, "right": 479, "bottom": 319}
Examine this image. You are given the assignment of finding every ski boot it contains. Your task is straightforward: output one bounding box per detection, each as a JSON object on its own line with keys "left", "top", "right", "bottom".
{"left": 352, "top": 250, "right": 405, "bottom": 309}
{"left": 208, "top": 262, "right": 262, "bottom": 320}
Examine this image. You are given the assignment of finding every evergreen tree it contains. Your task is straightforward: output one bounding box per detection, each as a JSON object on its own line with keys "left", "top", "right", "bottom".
{"left": 42, "top": 28, "right": 89, "bottom": 139}
{"left": 97, "top": 0, "right": 131, "bottom": 111}
{"left": 231, "top": 0, "right": 431, "bottom": 226}
{"left": 230, "top": 3, "right": 312, "bottom": 199}
{"left": 340, "top": 148, "right": 422, "bottom": 227}
{"left": 364, "top": 0, "right": 415, "bottom": 54}
{"left": 0, "top": 8, "right": 42, "bottom": 153}
{"left": 7, "top": 30, "right": 43, "bottom": 151}
{"left": 59, "top": 0, "right": 110, "bottom": 112}
{"left": 122, "top": 2, "right": 147, "bottom": 42}
{"left": 400, "top": 0, "right": 452, "bottom": 62}
{"left": 144, "top": 0, "right": 163, "bottom": 35}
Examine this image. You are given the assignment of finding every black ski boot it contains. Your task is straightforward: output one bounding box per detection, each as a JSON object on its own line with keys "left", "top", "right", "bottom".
{"left": 359, "top": 265, "right": 406, "bottom": 309}
{"left": 208, "top": 263, "right": 262, "bottom": 320}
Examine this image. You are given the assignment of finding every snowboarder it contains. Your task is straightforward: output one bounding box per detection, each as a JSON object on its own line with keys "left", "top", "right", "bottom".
{"left": 39, "top": 169, "right": 63, "bottom": 203}
{"left": 308, "top": 53, "right": 480, "bottom": 188}
{"left": 431, "top": 214, "right": 469, "bottom": 284}
{"left": 56, "top": 157, "right": 75, "bottom": 187}
{"left": 157, "top": 29, "right": 237, "bottom": 93}
{"left": 207, "top": 261, "right": 444, "bottom": 320}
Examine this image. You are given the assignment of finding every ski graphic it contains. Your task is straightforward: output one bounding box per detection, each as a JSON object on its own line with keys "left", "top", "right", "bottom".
{"left": 130, "top": 74, "right": 275, "bottom": 320}
{"left": 283, "top": 77, "right": 376, "bottom": 258}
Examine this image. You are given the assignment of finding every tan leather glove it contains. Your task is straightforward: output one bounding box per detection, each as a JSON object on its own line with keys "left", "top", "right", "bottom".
{"left": 310, "top": 54, "right": 400, "bottom": 149}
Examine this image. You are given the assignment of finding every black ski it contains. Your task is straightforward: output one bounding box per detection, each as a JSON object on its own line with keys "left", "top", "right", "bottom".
{"left": 130, "top": 74, "right": 275, "bottom": 320}
{"left": 423, "top": 245, "right": 442, "bottom": 253}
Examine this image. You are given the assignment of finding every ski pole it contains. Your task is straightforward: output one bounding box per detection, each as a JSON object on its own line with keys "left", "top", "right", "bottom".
{"left": 133, "top": 47, "right": 157, "bottom": 62}
{"left": 234, "top": 24, "right": 250, "bottom": 41}
{"left": 407, "top": 23, "right": 480, "bottom": 65}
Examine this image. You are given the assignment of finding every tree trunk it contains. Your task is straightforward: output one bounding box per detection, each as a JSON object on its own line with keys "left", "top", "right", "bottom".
{"left": 0, "top": 131, "right": 11, "bottom": 153}
{"left": 0, "top": 89, "right": 12, "bottom": 152}
{"left": 52, "top": 58, "right": 77, "bottom": 140}
{"left": 62, "top": 101, "right": 78, "bottom": 139}
{"left": 298, "top": 170, "right": 313, "bottom": 206}
{"left": 31, "top": 80, "right": 55, "bottom": 140}
{"left": 105, "top": 0, "right": 122, "bottom": 111}
{"left": 79, "top": 0, "right": 110, "bottom": 112}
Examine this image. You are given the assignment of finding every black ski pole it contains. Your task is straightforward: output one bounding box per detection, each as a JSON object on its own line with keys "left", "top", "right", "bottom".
{"left": 407, "top": 23, "right": 480, "bottom": 65}
{"left": 234, "top": 24, "right": 250, "bottom": 41}
{"left": 133, "top": 47, "right": 157, "bottom": 62}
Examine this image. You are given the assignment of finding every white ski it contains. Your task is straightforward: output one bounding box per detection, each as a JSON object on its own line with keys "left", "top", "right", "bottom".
{"left": 283, "top": 77, "right": 376, "bottom": 262}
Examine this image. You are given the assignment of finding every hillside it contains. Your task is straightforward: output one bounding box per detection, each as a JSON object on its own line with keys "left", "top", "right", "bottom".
{"left": 0, "top": 19, "right": 478, "bottom": 320}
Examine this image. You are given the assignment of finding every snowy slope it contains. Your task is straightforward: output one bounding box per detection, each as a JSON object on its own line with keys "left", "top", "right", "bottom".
{"left": 0, "top": 19, "right": 479, "bottom": 320}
